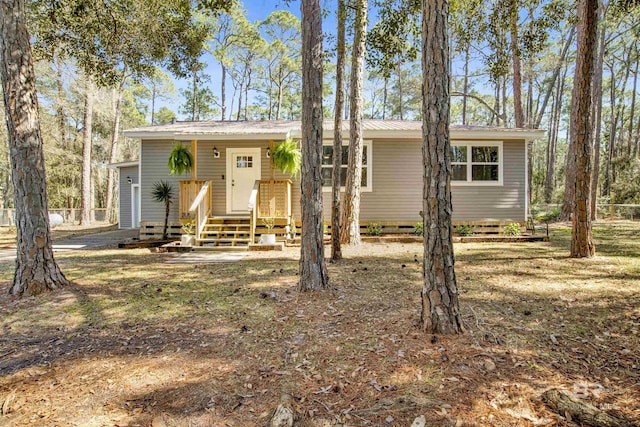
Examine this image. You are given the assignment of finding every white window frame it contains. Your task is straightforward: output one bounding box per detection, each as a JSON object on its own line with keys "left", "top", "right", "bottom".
{"left": 451, "top": 140, "right": 503, "bottom": 186}
{"left": 321, "top": 140, "right": 373, "bottom": 192}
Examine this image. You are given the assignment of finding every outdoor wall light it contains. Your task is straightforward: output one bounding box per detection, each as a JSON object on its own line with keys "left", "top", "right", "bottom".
{"left": 266, "top": 147, "right": 271, "bottom": 158}
{"left": 126, "top": 176, "right": 133, "bottom": 184}
{"left": 213, "top": 147, "right": 220, "bottom": 158}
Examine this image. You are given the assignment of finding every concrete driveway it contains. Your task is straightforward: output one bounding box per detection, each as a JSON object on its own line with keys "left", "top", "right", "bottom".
{"left": 0, "top": 228, "right": 140, "bottom": 262}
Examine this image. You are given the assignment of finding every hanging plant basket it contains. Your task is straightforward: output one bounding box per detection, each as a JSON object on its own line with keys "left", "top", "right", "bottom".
{"left": 168, "top": 142, "right": 193, "bottom": 176}
{"left": 271, "top": 138, "right": 301, "bottom": 177}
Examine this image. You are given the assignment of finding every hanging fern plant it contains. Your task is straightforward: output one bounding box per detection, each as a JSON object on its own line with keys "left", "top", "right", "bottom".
{"left": 167, "top": 143, "right": 193, "bottom": 176}
{"left": 272, "top": 138, "right": 301, "bottom": 177}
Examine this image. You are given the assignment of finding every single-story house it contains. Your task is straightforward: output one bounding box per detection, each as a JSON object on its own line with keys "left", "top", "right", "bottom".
{"left": 116, "top": 120, "right": 544, "bottom": 245}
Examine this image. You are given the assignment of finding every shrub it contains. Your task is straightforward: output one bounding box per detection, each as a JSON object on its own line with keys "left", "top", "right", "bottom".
{"left": 503, "top": 223, "right": 521, "bottom": 236}
{"left": 535, "top": 208, "right": 561, "bottom": 223}
{"left": 414, "top": 221, "right": 424, "bottom": 236}
{"left": 457, "top": 224, "right": 474, "bottom": 236}
{"left": 181, "top": 220, "right": 195, "bottom": 235}
{"left": 367, "top": 222, "right": 383, "bottom": 236}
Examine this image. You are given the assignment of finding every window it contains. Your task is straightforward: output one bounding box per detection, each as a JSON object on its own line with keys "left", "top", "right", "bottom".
{"left": 236, "top": 155, "right": 253, "bottom": 168}
{"left": 451, "top": 141, "right": 502, "bottom": 185}
{"left": 321, "top": 141, "right": 372, "bottom": 191}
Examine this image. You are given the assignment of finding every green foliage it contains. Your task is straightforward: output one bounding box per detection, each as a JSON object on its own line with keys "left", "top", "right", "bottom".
{"left": 167, "top": 143, "right": 193, "bottom": 176}
{"left": 181, "top": 220, "right": 195, "bottom": 235}
{"left": 152, "top": 181, "right": 173, "bottom": 240}
{"left": 503, "top": 223, "right": 521, "bottom": 236}
{"left": 261, "top": 216, "right": 276, "bottom": 230}
{"left": 151, "top": 181, "right": 174, "bottom": 205}
{"left": 456, "top": 224, "right": 475, "bottom": 236}
{"left": 179, "top": 85, "right": 219, "bottom": 121}
{"left": 414, "top": 221, "right": 424, "bottom": 236}
{"left": 535, "top": 208, "right": 561, "bottom": 223}
{"left": 367, "top": 223, "right": 383, "bottom": 236}
{"left": 271, "top": 138, "right": 301, "bottom": 177}
{"left": 29, "top": 0, "right": 234, "bottom": 86}
{"left": 155, "top": 107, "right": 177, "bottom": 125}
{"left": 367, "top": 0, "right": 421, "bottom": 78}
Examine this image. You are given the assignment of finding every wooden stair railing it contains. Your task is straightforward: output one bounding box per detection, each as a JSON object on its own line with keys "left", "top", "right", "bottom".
{"left": 188, "top": 181, "right": 212, "bottom": 244}
{"left": 248, "top": 180, "right": 260, "bottom": 244}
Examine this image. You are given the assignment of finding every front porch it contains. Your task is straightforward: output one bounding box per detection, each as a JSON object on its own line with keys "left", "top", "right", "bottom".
{"left": 178, "top": 179, "right": 293, "bottom": 248}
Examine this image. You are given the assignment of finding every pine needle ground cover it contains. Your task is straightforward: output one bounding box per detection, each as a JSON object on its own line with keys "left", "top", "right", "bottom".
{"left": 0, "top": 221, "right": 638, "bottom": 426}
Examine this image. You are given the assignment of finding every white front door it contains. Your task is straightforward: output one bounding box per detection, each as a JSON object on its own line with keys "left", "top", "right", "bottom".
{"left": 226, "top": 148, "right": 261, "bottom": 213}
{"left": 131, "top": 184, "right": 140, "bottom": 228}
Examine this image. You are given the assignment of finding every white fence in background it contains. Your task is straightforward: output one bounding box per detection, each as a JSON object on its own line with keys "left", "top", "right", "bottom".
{"left": 0, "top": 208, "right": 109, "bottom": 226}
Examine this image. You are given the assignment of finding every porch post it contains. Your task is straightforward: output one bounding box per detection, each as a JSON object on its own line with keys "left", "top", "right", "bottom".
{"left": 191, "top": 139, "right": 198, "bottom": 179}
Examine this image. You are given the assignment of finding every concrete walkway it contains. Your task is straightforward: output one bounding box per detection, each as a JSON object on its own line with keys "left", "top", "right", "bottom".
{"left": 0, "top": 228, "right": 140, "bottom": 262}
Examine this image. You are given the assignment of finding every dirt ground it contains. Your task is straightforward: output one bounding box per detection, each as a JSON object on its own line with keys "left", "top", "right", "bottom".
{"left": 0, "top": 221, "right": 639, "bottom": 426}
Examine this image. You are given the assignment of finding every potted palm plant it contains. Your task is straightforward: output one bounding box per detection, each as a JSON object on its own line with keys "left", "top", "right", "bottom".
{"left": 151, "top": 181, "right": 173, "bottom": 240}
{"left": 260, "top": 215, "right": 277, "bottom": 245}
{"left": 180, "top": 219, "right": 196, "bottom": 247}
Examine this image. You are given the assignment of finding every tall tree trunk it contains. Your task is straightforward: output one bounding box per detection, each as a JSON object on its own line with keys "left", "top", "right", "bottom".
{"left": 421, "top": 0, "right": 463, "bottom": 334}
{"left": 341, "top": 0, "right": 367, "bottom": 246}
{"left": 1, "top": 0, "right": 70, "bottom": 296}
{"left": 55, "top": 55, "right": 66, "bottom": 145}
{"left": 397, "top": 64, "right": 404, "bottom": 120}
{"left": 544, "top": 65, "right": 567, "bottom": 203}
{"left": 627, "top": 48, "right": 638, "bottom": 157}
{"left": 106, "top": 72, "right": 126, "bottom": 224}
{"left": 382, "top": 77, "right": 388, "bottom": 120}
{"left": 493, "top": 78, "right": 500, "bottom": 126}
{"left": 462, "top": 44, "right": 470, "bottom": 125}
{"left": 331, "top": 0, "right": 346, "bottom": 261}
{"left": 221, "top": 63, "right": 226, "bottom": 121}
{"left": 590, "top": 8, "right": 606, "bottom": 220}
{"left": 236, "top": 81, "right": 243, "bottom": 121}
{"left": 570, "top": 0, "right": 597, "bottom": 258}
{"left": 191, "top": 70, "right": 197, "bottom": 121}
{"left": 275, "top": 83, "right": 282, "bottom": 120}
{"left": 299, "top": 0, "right": 329, "bottom": 291}
{"left": 510, "top": 0, "right": 524, "bottom": 128}
{"left": 80, "top": 76, "right": 94, "bottom": 226}
{"left": 151, "top": 84, "right": 156, "bottom": 125}
{"left": 533, "top": 26, "right": 575, "bottom": 129}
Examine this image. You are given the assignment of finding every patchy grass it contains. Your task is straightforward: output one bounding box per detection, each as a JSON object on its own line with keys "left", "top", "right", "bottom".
{"left": 0, "top": 221, "right": 639, "bottom": 426}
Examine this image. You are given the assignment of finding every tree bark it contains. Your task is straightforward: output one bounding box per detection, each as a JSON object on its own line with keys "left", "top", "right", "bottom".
{"left": 331, "top": 0, "right": 346, "bottom": 262}
{"left": 80, "top": 75, "right": 94, "bottom": 226}
{"left": 1, "top": 0, "right": 70, "bottom": 296}
{"left": 340, "top": 0, "right": 367, "bottom": 246}
{"left": 462, "top": 44, "right": 470, "bottom": 125}
{"left": 590, "top": 7, "right": 606, "bottom": 220}
{"left": 421, "top": 0, "right": 463, "bottom": 334}
{"left": 106, "top": 72, "right": 127, "bottom": 224}
{"left": 542, "top": 389, "right": 634, "bottom": 427}
{"left": 510, "top": 0, "right": 525, "bottom": 128}
{"left": 570, "top": 0, "right": 597, "bottom": 258}
{"left": 299, "top": 0, "right": 329, "bottom": 291}
{"left": 221, "top": 63, "right": 226, "bottom": 121}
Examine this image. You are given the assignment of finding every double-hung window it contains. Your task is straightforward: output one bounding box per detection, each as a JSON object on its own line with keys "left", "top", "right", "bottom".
{"left": 321, "top": 141, "right": 372, "bottom": 191}
{"left": 451, "top": 141, "right": 502, "bottom": 185}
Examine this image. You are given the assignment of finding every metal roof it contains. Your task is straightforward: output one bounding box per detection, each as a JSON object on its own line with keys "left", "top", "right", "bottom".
{"left": 125, "top": 119, "right": 545, "bottom": 141}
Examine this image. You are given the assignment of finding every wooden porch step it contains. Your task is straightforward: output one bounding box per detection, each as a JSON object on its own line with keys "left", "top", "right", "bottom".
{"left": 192, "top": 245, "right": 249, "bottom": 252}
{"left": 197, "top": 238, "right": 251, "bottom": 244}
{"left": 205, "top": 223, "right": 251, "bottom": 228}
{"left": 201, "top": 230, "right": 250, "bottom": 235}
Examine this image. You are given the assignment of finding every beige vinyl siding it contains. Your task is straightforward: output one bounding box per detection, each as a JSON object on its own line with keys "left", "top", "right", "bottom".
{"left": 140, "top": 137, "right": 525, "bottom": 224}
{"left": 320, "top": 138, "right": 526, "bottom": 222}
{"left": 141, "top": 139, "right": 301, "bottom": 222}
{"left": 140, "top": 140, "right": 186, "bottom": 223}
{"left": 118, "top": 165, "right": 138, "bottom": 228}
{"left": 195, "top": 140, "right": 301, "bottom": 217}
{"left": 451, "top": 140, "right": 526, "bottom": 221}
